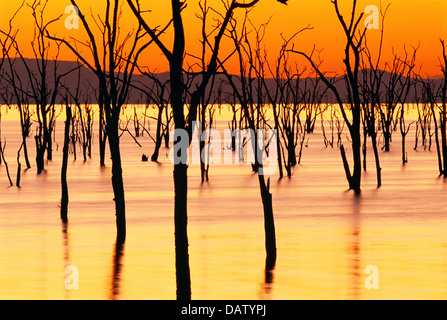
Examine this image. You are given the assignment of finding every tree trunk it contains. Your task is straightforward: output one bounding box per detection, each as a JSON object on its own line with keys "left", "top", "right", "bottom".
{"left": 0, "top": 141, "right": 13, "bottom": 187}
{"left": 432, "top": 107, "right": 443, "bottom": 175}
{"left": 99, "top": 103, "right": 106, "bottom": 167}
{"left": 340, "top": 139, "right": 362, "bottom": 193}
{"left": 258, "top": 174, "right": 276, "bottom": 270}
{"left": 35, "top": 135, "right": 45, "bottom": 174}
{"left": 340, "top": 144, "right": 352, "bottom": 186}
{"left": 441, "top": 108, "right": 447, "bottom": 177}
{"left": 173, "top": 163, "right": 191, "bottom": 300}
{"left": 371, "top": 131, "right": 382, "bottom": 188}
{"left": 351, "top": 126, "right": 362, "bottom": 193}
{"left": 383, "top": 121, "right": 391, "bottom": 152}
{"left": 272, "top": 105, "right": 283, "bottom": 179}
{"left": 61, "top": 106, "right": 71, "bottom": 222}
{"left": 47, "top": 129, "right": 53, "bottom": 161}
{"left": 362, "top": 125, "right": 367, "bottom": 171}
{"left": 151, "top": 107, "right": 164, "bottom": 162}
{"left": 22, "top": 134, "right": 31, "bottom": 169}
{"left": 108, "top": 123, "right": 126, "bottom": 244}
{"left": 19, "top": 109, "right": 31, "bottom": 169}
{"left": 169, "top": 0, "right": 191, "bottom": 297}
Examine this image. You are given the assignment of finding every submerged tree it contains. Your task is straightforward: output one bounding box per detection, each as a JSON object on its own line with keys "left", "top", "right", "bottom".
{"left": 359, "top": 3, "right": 389, "bottom": 187}
{"left": 0, "top": 4, "right": 33, "bottom": 171}
{"left": 63, "top": 64, "right": 94, "bottom": 163}
{"left": 126, "top": 0, "right": 287, "bottom": 300}
{"left": 60, "top": 100, "right": 71, "bottom": 222}
{"left": 218, "top": 8, "right": 281, "bottom": 271}
{"left": 437, "top": 39, "right": 447, "bottom": 177}
{"left": 291, "top": 0, "right": 367, "bottom": 193}
{"left": 132, "top": 70, "right": 171, "bottom": 163}
{"left": 48, "top": 0, "right": 153, "bottom": 243}
{"left": 3, "top": 1, "right": 73, "bottom": 174}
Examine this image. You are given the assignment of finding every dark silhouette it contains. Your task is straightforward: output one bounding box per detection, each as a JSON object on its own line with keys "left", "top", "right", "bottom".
{"left": 132, "top": 70, "right": 171, "bottom": 163}
{"left": 436, "top": 40, "right": 447, "bottom": 178}
{"left": 14, "top": 1, "right": 74, "bottom": 174}
{"left": 0, "top": 9, "right": 33, "bottom": 171}
{"left": 110, "top": 240, "right": 125, "bottom": 300}
{"left": 359, "top": 5, "right": 389, "bottom": 187}
{"left": 291, "top": 0, "right": 370, "bottom": 193}
{"left": 126, "top": 0, "right": 286, "bottom": 300}
{"left": 60, "top": 102, "right": 71, "bottom": 222}
{"left": 218, "top": 11, "right": 278, "bottom": 270}
{"left": 63, "top": 64, "right": 94, "bottom": 163}
{"left": 0, "top": 136, "right": 13, "bottom": 187}
{"left": 48, "top": 0, "right": 152, "bottom": 244}
{"left": 437, "top": 40, "right": 447, "bottom": 177}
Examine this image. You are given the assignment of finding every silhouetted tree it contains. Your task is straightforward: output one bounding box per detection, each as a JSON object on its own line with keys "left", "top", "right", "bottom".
{"left": 61, "top": 101, "right": 71, "bottom": 222}
{"left": 219, "top": 10, "right": 279, "bottom": 270}
{"left": 5, "top": 1, "right": 71, "bottom": 174}
{"left": 49, "top": 0, "right": 153, "bottom": 243}
{"left": 413, "top": 77, "right": 433, "bottom": 151}
{"left": 438, "top": 39, "right": 447, "bottom": 177}
{"left": 394, "top": 48, "right": 418, "bottom": 165}
{"left": 126, "top": 0, "right": 286, "bottom": 299}
{"left": 380, "top": 46, "right": 418, "bottom": 154}
{"left": 298, "top": 72, "right": 328, "bottom": 164}
{"left": 133, "top": 70, "right": 171, "bottom": 162}
{"left": 0, "top": 112, "right": 13, "bottom": 187}
{"left": 291, "top": 0, "right": 367, "bottom": 193}
{"left": 0, "top": 4, "right": 33, "bottom": 170}
{"left": 62, "top": 64, "right": 93, "bottom": 162}
{"left": 359, "top": 4, "right": 389, "bottom": 187}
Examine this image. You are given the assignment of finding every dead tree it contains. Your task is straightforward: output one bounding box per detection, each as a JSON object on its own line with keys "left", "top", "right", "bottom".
{"left": 27, "top": 1, "right": 68, "bottom": 172}
{"left": 49, "top": 0, "right": 154, "bottom": 244}
{"left": 243, "top": 18, "right": 285, "bottom": 179}
{"left": 63, "top": 64, "right": 92, "bottom": 162}
{"left": 0, "top": 5, "right": 33, "bottom": 171}
{"left": 358, "top": 4, "right": 390, "bottom": 187}
{"left": 438, "top": 39, "right": 447, "bottom": 177}
{"left": 360, "top": 67, "right": 382, "bottom": 187}
{"left": 1, "top": 1, "right": 68, "bottom": 173}
{"left": 298, "top": 72, "right": 328, "bottom": 164}
{"left": 220, "top": 10, "right": 278, "bottom": 270}
{"left": 61, "top": 101, "right": 71, "bottom": 222}
{"left": 380, "top": 46, "right": 418, "bottom": 153}
{"left": 394, "top": 47, "right": 418, "bottom": 165}
{"left": 0, "top": 111, "right": 13, "bottom": 187}
{"left": 291, "top": 0, "right": 367, "bottom": 193}
{"left": 132, "top": 70, "right": 171, "bottom": 162}
{"left": 187, "top": 1, "right": 221, "bottom": 182}
{"left": 278, "top": 64, "right": 304, "bottom": 176}
{"left": 251, "top": 24, "right": 315, "bottom": 178}
{"left": 0, "top": 141, "right": 13, "bottom": 187}
{"left": 126, "top": 0, "right": 286, "bottom": 299}
{"left": 423, "top": 72, "right": 446, "bottom": 176}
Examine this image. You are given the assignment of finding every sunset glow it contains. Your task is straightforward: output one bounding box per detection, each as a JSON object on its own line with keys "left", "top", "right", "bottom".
{"left": 0, "top": 0, "right": 445, "bottom": 76}
{"left": 2, "top": 0, "right": 447, "bottom": 305}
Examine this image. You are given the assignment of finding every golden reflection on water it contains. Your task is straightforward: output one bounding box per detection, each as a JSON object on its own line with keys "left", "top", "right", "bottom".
{"left": 1, "top": 115, "right": 447, "bottom": 300}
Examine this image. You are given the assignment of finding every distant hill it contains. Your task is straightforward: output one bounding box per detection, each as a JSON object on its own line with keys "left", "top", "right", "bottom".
{"left": 0, "top": 58, "right": 444, "bottom": 105}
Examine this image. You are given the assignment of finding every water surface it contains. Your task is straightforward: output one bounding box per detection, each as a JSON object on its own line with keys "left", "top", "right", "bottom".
{"left": 0, "top": 108, "right": 447, "bottom": 299}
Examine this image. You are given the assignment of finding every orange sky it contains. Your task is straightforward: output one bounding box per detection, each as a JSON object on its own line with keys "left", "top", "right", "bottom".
{"left": 0, "top": 0, "right": 446, "bottom": 77}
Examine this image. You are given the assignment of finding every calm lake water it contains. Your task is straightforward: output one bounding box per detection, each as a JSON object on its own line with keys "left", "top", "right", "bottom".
{"left": 1, "top": 105, "right": 447, "bottom": 299}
